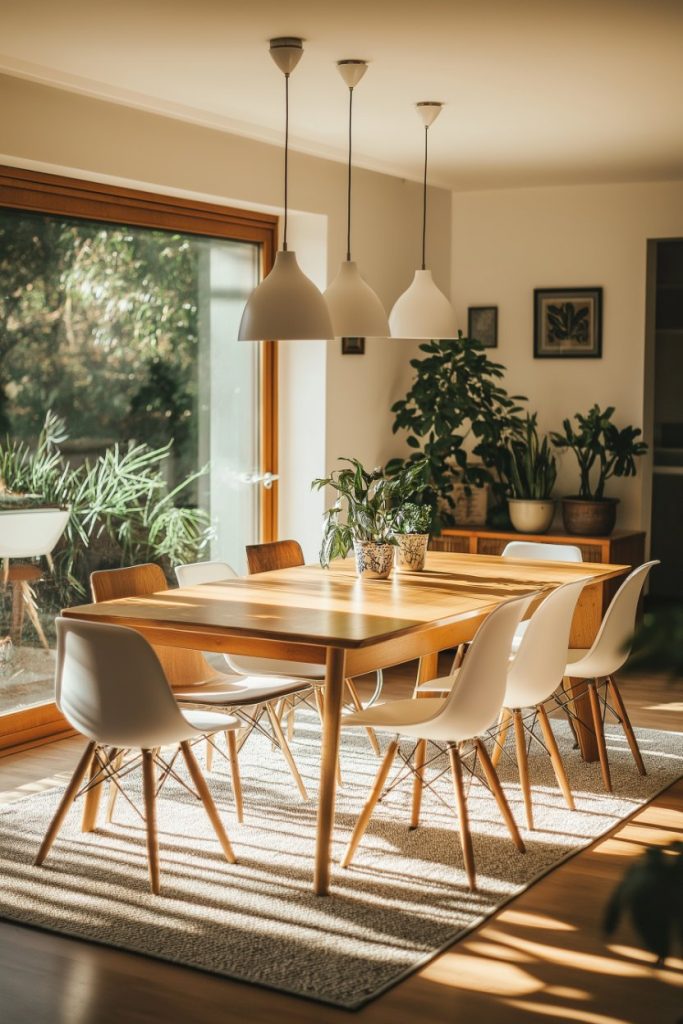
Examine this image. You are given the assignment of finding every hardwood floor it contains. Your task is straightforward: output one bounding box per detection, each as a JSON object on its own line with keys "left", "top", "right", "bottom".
{"left": 0, "top": 667, "right": 681, "bottom": 1024}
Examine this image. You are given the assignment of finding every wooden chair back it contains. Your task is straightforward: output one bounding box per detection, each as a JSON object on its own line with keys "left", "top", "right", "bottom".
{"left": 90, "top": 564, "right": 213, "bottom": 688}
{"left": 245, "top": 540, "right": 305, "bottom": 575}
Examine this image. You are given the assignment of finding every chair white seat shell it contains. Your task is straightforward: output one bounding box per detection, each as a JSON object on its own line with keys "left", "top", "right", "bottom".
{"left": 561, "top": 561, "right": 660, "bottom": 791}
{"left": 502, "top": 541, "right": 583, "bottom": 652}
{"left": 340, "top": 594, "right": 534, "bottom": 890}
{"left": 35, "top": 618, "right": 240, "bottom": 894}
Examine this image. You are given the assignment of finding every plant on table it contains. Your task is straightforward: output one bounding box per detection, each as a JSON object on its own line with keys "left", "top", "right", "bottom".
{"left": 392, "top": 501, "right": 433, "bottom": 572}
{"left": 312, "top": 457, "right": 429, "bottom": 579}
{"left": 506, "top": 413, "right": 558, "bottom": 534}
{"left": 550, "top": 404, "right": 647, "bottom": 536}
{"left": 386, "top": 334, "right": 526, "bottom": 529}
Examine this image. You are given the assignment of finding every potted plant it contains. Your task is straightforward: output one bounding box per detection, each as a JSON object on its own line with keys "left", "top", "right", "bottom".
{"left": 312, "top": 458, "right": 428, "bottom": 579}
{"left": 393, "top": 502, "right": 433, "bottom": 571}
{"left": 551, "top": 405, "right": 647, "bottom": 536}
{"left": 386, "top": 334, "right": 526, "bottom": 528}
{"left": 506, "top": 413, "right": 557, "bottom": 534}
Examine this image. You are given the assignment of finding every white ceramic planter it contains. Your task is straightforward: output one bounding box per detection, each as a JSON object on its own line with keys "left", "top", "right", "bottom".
{"left": 353, "top": 540, "right": 394, "bottom": 579}
{"left": 508, "top": 498, "right": 555, "bottom": 534}
{"left": 394, "top": 533, "right": 430, "bottom": 572}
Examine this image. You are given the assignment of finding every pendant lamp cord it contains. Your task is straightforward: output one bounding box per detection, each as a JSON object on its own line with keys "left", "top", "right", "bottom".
{"left": 346, "top": 86, "right": 354, "bottom": 262}
{"left": 421, "top": 123, "right": 429, "bottom": 270}
{"left": 283, "top": 73, "right": 290, "bottom": 251}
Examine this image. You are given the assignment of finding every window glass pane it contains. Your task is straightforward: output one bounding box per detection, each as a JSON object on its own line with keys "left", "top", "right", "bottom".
{"left": 0, "top": 208, "right": 260, "bottom": 715}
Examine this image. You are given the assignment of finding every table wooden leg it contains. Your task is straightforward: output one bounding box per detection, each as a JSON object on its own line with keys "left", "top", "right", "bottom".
{"left": 563, "top": 676, "right": 599, "bottom": 762}
{"left": 314, "top": 646, "right": 346, "bottom": 896}
{"left": 81, "top": 750, "right": 105, "bottom": 832}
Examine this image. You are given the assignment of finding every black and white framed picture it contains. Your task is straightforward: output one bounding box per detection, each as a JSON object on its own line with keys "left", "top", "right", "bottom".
{"left": 341, "top": 336, "right": 365, "bottom": 355}
{"left": 467, "top": 306, "right": 498, "bottom": 348}
{"left": 534, "top": 287, "right": 603, "bottom": 358}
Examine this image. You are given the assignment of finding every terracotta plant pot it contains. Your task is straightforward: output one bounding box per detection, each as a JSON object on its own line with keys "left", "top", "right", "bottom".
{"left": 353, "top": 540, "right": 394, "bottom": 579}
{"left": 561, "top": 496, "right": 619, "bottom": 537}
{"left": 508, "top": 498, "right": 555, "bottom": 534}
{"left": 394, "top": 533, "right": 430, "bottom": 572}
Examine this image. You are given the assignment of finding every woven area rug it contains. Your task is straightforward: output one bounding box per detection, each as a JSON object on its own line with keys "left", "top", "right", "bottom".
{"left": 0, "top": 714, "right": 680, "bottom": 1010}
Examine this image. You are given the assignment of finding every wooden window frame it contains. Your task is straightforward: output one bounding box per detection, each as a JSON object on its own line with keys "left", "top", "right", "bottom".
{"left": 0, "top": 164, "right": 279, "bottom": 754}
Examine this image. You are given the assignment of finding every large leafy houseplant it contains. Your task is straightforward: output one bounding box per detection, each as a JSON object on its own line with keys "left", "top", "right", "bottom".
{"left": 551, "top": 404, "right": 647, "bottom": 500}
{"left": 387, "top": 334, "right": 526, "bottom": 527}
{"left": 312, "top": 457, "right": 428, "bottom": 575}
{"left": 0, "top": 411, "right": 209, "bottom": 611}
{"left": 550, "top": 405, "right": 648, "bottom": 536}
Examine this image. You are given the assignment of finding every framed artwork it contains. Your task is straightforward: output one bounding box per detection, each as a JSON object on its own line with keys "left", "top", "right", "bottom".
{"left": 534, "top": 287, "right": 603, "bottom": 358}
{"left": 341, "top": 336, "right": 365, "bottom": 355}
{"left": 467, "top": 305, "right": 498, "bottom": 348}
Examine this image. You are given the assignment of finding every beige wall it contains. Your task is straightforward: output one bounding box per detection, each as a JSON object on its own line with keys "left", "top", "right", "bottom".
{"left": 451, "top": 180, "right": 683, "bottom": 534}
{"left": 0, "top": 73, "right": 452, "bottom": 558}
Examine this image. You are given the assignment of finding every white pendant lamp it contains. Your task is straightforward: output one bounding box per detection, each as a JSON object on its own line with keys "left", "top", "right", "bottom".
{"left": 389, "top": 102, "right": 458, "bottom": 340}
{"left": 239, "top": 37, "right": 333, "bottom": 342}
{"left": 324, "top": 60, "right": 389, "bottom": 338}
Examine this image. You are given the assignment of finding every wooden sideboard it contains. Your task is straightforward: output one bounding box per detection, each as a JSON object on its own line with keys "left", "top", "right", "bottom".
{"left": 430, "top": 527, "right": 646, "bottom": 647}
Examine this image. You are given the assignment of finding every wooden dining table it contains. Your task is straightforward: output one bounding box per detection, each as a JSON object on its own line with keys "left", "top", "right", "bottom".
{"left": 62, "top": 550, "right": 629, "bottom": 896}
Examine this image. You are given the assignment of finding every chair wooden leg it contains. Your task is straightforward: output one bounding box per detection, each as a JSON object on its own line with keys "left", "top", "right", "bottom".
{"left": 607, "top": 676, "right": 646, "bottom": 776}
{"left": 341, "top": 739, "right": 398, "bottom": 868}
{"left": 345, "top": 678, "right": 381, "bottom": 757}
{"left": 81, "top": 750, "right": 106, "bottom": 833}
{"left": 180, "top": 741, "right": 236, "bottom": 864}
{"left": 10, "top": 582, "right": 25, "bottom": 644}
{"left": 34, "top": 742, "right": 96, "bottom": 865}
{"left": 205, "top": 736, "right": 214, "bottom": 772}
{"left": 141, "top": 749, "right": 160, "bottom": 895}
{"left": 286, "top": 697, "right": 295, "bottom": 742}
{"left": 410, "top": 739, "right": 427, "bottom": 829}
{"left": 513, "top": 709, "right": 534, "bottom": 830}
{"left": 588, "top": 680, "right": 612, "bottom": 792}
{"left": 475, "top": 739, "right": 525, "bottom": 852}
{"left": 226, "top": 729, "right": 244, "bottom": 823}
{"left": 105, "top": 749, "right": 124, "bottom": 824}
{"left": 266, "top": 703, "right": 309, "bottom": 802}
{"left": 21, "top": 582, "right": 49, "bottom": 651}
{"left": 490, "top": 707, "right": 512, "bottom": 769}
{"left": 448, "top": 744, "right": 476, "bottom": 891}
{"left": 536, "top": 704, "right": 576, "bottom": 811}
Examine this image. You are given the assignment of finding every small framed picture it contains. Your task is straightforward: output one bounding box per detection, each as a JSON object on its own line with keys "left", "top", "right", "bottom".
{"left": 341, "top": 336, "right": 365, "bottom": 355}
{"left": 467, "top": 306, "right": 498, "bottom": 348}
{"left": 534, "top": 287, "right": 603, "bottom": 358}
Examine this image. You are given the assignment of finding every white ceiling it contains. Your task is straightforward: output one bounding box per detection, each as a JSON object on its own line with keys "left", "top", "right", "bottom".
{"left": 1, "top": 0, "right": 682, "bottom": 190}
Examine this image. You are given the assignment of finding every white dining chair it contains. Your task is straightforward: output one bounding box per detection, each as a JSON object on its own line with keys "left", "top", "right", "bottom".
{"left": 339, "top": 594, "right": 533, "bottom": 891}
{"left": 502, "top": 540, "right": 583, "bottom": 652}
{"left": 0, "top": 507, "right": 71, "bottom": 649}
{"left": 176, "top": 559, "right": 381, "bottom": 759}
{"left": 34, "top": 618, "right": 239, "bottom": 895}
{"left": 419, "top": 579, "right": 586, "bottom": 831}
{"left": 90, "top": 564, "right": 312, "bottom": 809}
{"left": 563, "top": 560, "right": 660, "bottom": 792}
{"left": 502, "top": 541, "right": 583, "bottom": 562}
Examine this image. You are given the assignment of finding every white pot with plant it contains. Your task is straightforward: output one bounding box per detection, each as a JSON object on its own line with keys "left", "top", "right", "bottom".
{"left": 393, "top": 502, "right": 432, "bottom": 571}
{"left": 312, "top": 457, "right": 428, "bottom": 580}
{"left": 506, "top": 414, "right": 557, "bottom": 534}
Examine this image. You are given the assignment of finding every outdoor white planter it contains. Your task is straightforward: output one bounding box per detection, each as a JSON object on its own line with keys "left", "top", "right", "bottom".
{"left": 508, "top": 498, "right": 555, "bottom": 534}
{"left": 394, "top": 533, "right": 430, "bottom": 572}
{"left": 353, "top": 540, "right": 394, "bottom": 579}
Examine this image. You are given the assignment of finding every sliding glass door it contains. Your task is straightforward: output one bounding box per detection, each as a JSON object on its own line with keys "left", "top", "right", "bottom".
{"left": 0, "top": 168, "right": 277, "bottom": 746}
